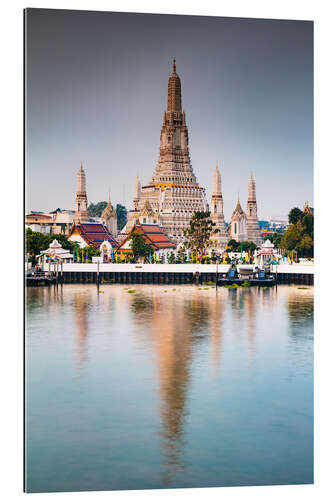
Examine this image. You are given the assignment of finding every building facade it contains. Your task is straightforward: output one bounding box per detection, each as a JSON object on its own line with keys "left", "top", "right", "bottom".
{"left": 230, "top": 197, "right": 248, "bottom": 242}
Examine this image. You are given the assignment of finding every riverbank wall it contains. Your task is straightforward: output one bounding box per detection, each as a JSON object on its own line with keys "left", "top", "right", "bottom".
{"left": 38, "top": 263, "right": 314, "bottom": 286}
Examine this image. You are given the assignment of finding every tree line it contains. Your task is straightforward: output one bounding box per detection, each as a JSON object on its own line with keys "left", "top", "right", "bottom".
{"left": 87, "top": 202, "right": 127, "bottom": 230}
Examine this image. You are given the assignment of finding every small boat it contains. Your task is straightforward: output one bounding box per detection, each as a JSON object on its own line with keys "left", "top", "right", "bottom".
{"left": 26, "top": 270, "right": 56, "bottom": 286}
{"left": 217, "top": 266, "right": 276, "bottom": 287}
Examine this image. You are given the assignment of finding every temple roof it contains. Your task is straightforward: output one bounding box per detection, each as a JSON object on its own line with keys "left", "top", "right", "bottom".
{"left": 101, "top": 193, "right": 115, "bottom": 219}
{"left": 118, "top": 222, "right": 176, "bottom": 251}
{"left": 231, "top": 198, "right": 246, "bottom": 220}
{"left": 140, "top": 199, "right": 154, "bottom": 217}
{"left": 69, "top": 223, "right": 118, "bottom": 249}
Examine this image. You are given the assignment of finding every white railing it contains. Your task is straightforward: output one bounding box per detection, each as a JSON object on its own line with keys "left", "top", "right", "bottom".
{"left": 55, "top": 263, "right": 231, "bottom": 273}
{"left": 41, "top": 262, "right": 314, "bottom": 275}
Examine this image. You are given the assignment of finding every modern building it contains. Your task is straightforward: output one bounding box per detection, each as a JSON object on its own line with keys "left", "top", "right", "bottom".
{"left": 120, "top": 60, "right": 207, "bottom": 244}
{"left": 49, "top": 209, "right": 75, "bottom": 235}
{"left": 25, "top": 212, "right": 53, "bottom": 234}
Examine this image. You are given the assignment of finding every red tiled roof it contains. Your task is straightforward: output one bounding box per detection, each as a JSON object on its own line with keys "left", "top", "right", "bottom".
{"left": 134, "top": 224, "right": 176, "bottom": 250}
{"left": 71, "top": 223, "right": 118, "bottom": 249}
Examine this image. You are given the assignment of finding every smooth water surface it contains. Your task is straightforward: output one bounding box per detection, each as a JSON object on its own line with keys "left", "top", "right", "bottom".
{"left": 26, "top": 284, "right": 313, "bottom": 492}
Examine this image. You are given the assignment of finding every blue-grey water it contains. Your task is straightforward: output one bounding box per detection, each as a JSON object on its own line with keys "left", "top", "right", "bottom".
{"left": 25, "top": 284, "right": 313, "bottom": 493}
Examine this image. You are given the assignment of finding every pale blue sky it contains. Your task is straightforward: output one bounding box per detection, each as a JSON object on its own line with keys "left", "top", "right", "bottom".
{"left": 25, "top": 9, "right": 313, "bottom": 220}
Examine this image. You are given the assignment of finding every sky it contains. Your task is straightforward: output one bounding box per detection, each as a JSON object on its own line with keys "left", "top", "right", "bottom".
{"left": 25, "top": 9, "right": 313, "bottom": 221}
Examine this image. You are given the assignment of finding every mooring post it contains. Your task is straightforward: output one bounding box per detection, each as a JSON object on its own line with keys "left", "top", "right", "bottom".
{"left": 215, "top": 261, "right": 218, "bottom": 289}
{"left": 97, "top": 260, "right": 100, "bottom": 286}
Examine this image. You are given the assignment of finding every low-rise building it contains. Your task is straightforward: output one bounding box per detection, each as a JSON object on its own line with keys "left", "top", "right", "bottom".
{"left": 25, "top": 213, "right": 53, "bottom": 234}
{"left": 36, "top": 239, "right": 74, "bottom": 265}
{"left": 254, "top": 239, "right": 283, "bottom": 267}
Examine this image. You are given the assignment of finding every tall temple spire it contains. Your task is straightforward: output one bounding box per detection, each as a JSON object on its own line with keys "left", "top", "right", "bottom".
{"left": 121, "top": 61, "right": 206, "bottom": 245}
{"left": 212, "top": 163, "right": 222, "bottom": 196}
{"left": 173, "top": 58, "right": 177, "bottom": 73}
{"left": 210, "top": 163, "right": 228, "bottom": 248}
{"left": 246, "top": 173, "right": 262, "bottom": 245}
{"left": 133, "top": 175, "right": 141, "bottom": 211}
{"left": 167, "top": 58, "right": 182, "bottom": 112}
{"left": 74, "top": 164, "right": 88, "bottom": 224}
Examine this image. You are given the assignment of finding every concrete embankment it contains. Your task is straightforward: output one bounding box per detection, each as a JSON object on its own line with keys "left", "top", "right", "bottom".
{"left": 39, "top": 263, "right": 314, "bottom": 285}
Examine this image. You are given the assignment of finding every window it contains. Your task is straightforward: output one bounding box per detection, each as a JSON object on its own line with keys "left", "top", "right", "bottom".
{"left": 234, "top": 223, "right": 237, "bottom": 234}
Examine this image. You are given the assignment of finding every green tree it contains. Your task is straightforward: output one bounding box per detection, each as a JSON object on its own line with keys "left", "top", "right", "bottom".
{"left": 87, "top": 201, "right": 107, "bottom": 217}
{"left": 227, "top": 239, "right": 238, "bottom": 251}
{"left": 116, "top": 204, "right": 127, "bottom": 230}
{"left": 297, "top": 235, "right": 313, "bottom": 257}
{"left": 280, "top": 222, "right": 303, "bottom": 251}
{"left": 280, "top": 209, "right": 314, "bottom": 258}
{"left": 301, "top": 212, "right": 314, "bottom": 239}
{"left": 183, "top": 211, "right": 219, "bottom": 258}
{"left": 167, "top": 251, "right": 176, "bottom": 264}
{"left": 25, "top": 229, "right": 79, "bottom": 264}
{"left": 129, "top": 232, "right": 153, "bottom": 262}
{"left": 265, "top": 232, "right": 282, "bottom": 248}
{"left": 288, "top": 207, "right": 303, "bottom": 225}
{"left": 176, "top": 247, "right": 186, "bottom": 263}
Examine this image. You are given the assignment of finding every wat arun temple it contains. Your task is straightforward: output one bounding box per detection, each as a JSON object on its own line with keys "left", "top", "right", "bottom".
{"left": 119, "top": 60, "right": 262, "bottom": 249}
{"left": 72, "top": 60, "right": 262, "bottom": 251}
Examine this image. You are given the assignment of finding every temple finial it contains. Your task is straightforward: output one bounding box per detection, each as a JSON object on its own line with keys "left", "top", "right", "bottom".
{"left": 173, "top": 58, "right": 176, "bottom": 73}
{"left": 108, "top": 188, "right": 111, "bottom": 204}
{"left": 216, "top": 161, "right": 219, "bottom": 171}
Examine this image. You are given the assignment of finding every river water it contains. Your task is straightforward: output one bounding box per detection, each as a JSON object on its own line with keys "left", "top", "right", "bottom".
{"left": 25, "top": 284, "right": 313, "bottom": 492}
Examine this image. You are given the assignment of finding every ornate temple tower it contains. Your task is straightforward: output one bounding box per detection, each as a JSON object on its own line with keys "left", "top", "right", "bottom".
{"left": 133, "top": 176, "right": 141, "bottom": 211}
{"left": 210, "top": 164, "right": 228, "bottom": 250}
{"left": 246, "top": 173, "right": 262, "bottom": 245}
{"left": 74, "top": 164, "right": 89, "bottom": 224}
{"left": 101, "top": 192, "right": 118, "bottom": 237}
{"left": 230, "top": 196, "right": 248, "bottom": 242}
{"left": 124, "top": 60, "right": 207, "bottom": 244}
